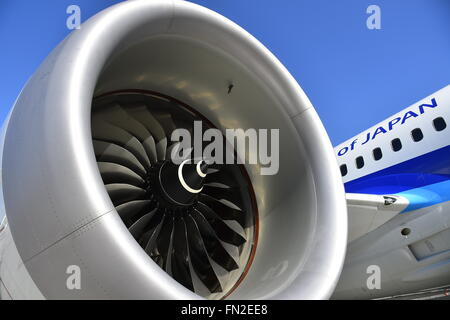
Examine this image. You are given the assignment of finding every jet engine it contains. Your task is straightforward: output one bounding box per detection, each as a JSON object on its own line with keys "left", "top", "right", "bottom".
{"left": 0, "top": 0, "right": 347, "bottom": 299}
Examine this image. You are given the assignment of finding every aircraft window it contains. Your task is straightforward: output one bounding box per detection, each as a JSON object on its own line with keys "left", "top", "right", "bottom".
{"left": 356, "top": 156, "right": 364, "bottom": 169}
{"left": 373, "top": 147, "right": 382, "bottom": 161}
{"left": 433, "top": 117, "right": 447, "bottom": 131}
{"left": 391, "top": 138, "right": 402, "bottom": 152}
{"left": 411, "top": 128, "right": 423, "bottom": 142}
{"left": 340, "top": 164, "right": 348, "bottom": 177}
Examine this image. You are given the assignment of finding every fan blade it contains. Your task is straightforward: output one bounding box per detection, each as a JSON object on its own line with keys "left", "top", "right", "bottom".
{"left": 190, "top": 210, "right": 239, "bottom": 272}
{"left": 155, "top": 139, "right": 168, "bottom": 161}
{"left": 105, "top": 183, "right": 147, "bottom": 206}
{"left": 173, "top": 117, "right": 194, "bottom": 136}
{"left": 195, "top": 203, "right": 246, "bottom": 247}
{"left": 204, "top": 169, "right": 241, "bottom": 188}
{"left": 154, "top": 214, "right": 174, "bottom": 270}
{"left": 158, "top": 98, "right": 196, "bottom": 134}
{"left": 185, "top": 216, "right": 222, "bottom": 293}
{"left": 142, "top": 135, "right": 158, "bottom": 164}
{"left": 198, "top": 194, "right": 246, "bottom": 228}
{"left": 92, "top": 119, "right": 151, "bottom": 170}
{"left": 201, "top": 185, "right": 243, "bottom": 209}
{"left": 97, "top": 162, "right": 145, "bottom": 187}
{"left": 94, "top": 104, "right": 157, "bottom": 163}
{"left": 170, "top": 217, "right": 194, "bottom": 292}
{"left": 152, "top": 110, "right": 177, "bottom": 139}
{"left": 116, "top": 199, "right": 153, "bottom": 221}
{"left": 126, "top": 104, "right": 167, "bottom": 160}
{"left": 139, "top": 212, "right": 164, "bottom": 253}
{"left": 126, "top": 104, "right": 166, "bottom": 140}
{"left": 128, "top": 208, "right": 158, "bottom": 239}
{"left": 93, "top": 140, "right": 146, "bottom": 177}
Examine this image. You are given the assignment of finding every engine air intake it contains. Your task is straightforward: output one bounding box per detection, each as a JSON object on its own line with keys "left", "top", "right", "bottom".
{"left": 92, "top": 92, "right": 257, "bottom": 299}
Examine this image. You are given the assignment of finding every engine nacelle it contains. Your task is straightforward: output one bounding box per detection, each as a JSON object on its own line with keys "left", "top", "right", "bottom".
{"left": 0, "top": 0, "right": 346, "bottom": 299}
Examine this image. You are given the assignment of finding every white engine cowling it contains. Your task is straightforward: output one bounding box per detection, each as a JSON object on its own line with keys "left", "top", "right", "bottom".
{"left": 0, "top": 0, "right": 347, "bottom": 300}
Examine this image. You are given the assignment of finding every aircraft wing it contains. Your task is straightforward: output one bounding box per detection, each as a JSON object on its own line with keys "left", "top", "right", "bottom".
{"left": 346, "top": 193, "right": 409, "bottom": 243}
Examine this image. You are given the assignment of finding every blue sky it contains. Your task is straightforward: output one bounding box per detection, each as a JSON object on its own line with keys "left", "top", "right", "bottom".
{"left": 0, "top": 0, "right": 449, "bottom": 145}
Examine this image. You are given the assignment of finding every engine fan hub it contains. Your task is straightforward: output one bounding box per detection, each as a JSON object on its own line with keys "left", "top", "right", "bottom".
{"left": 158, "top": 159, "right": 208, "bottom": 207}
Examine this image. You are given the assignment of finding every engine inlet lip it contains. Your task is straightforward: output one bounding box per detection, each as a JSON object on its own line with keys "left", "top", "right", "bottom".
{"left": 93, "top": 89, "right": 260, "bottom": 299}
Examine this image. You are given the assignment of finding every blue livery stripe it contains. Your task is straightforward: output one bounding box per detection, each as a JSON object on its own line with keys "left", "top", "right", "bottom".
{"left": 344, "top": 145, "right": 450, "bottom": 195}
{"left": 396, "top": 179, "right": 450, "bottom": 213}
